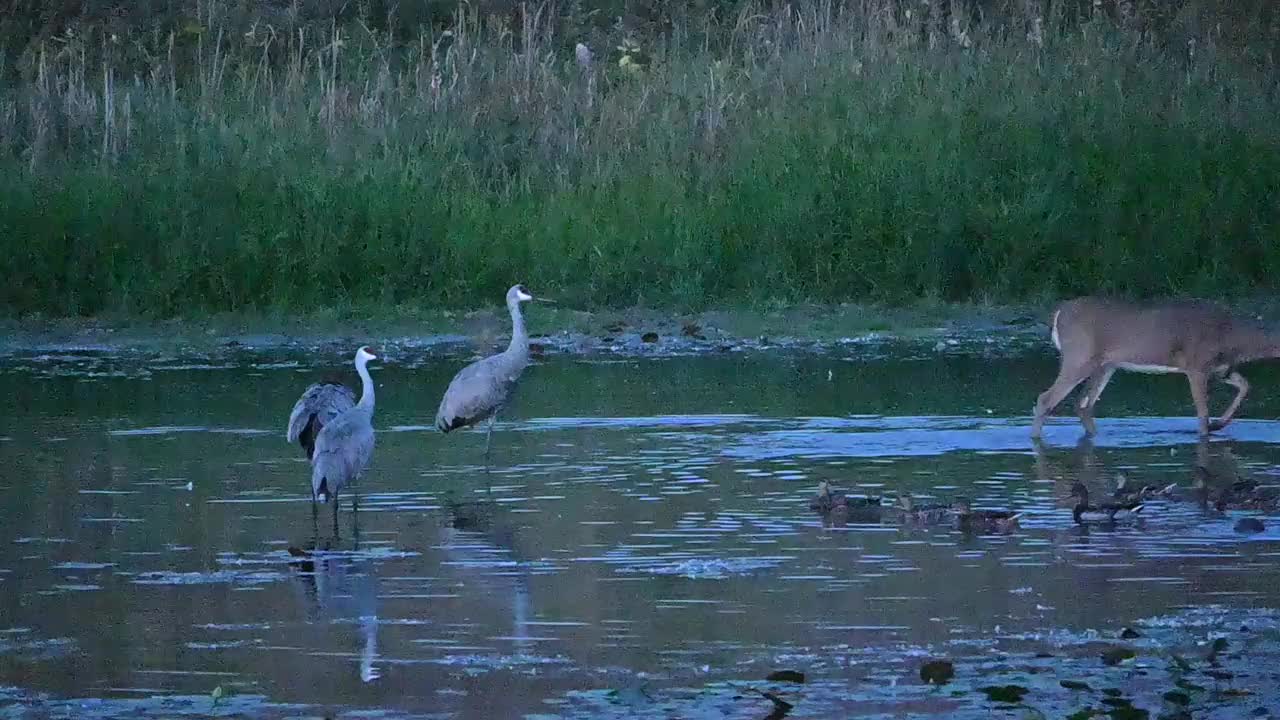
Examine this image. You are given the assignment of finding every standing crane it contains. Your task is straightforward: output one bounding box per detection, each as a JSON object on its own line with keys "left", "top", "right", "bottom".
{"left": 311, "top": 346, "right": 378, "bottom": 531}
{"left": 435, "top": 284, "right": 543, "bottom": 464}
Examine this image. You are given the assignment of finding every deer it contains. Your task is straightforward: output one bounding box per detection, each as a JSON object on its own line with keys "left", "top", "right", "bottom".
{"left": 1030, "top": 297, "right": 1280, "bottom": 439}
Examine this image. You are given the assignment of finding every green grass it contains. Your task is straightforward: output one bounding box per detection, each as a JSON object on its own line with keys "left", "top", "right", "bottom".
{"left": 0, "top": 1, "right": 1277, "bottom": 318}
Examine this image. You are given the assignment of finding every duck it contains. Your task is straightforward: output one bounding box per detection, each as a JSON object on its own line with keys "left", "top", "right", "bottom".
{"left": 1234, "top": 517, "right": 1266, "bottom": 534}
{"left": 951, "top": 497, "right": 1022, "bottom": 534}
{"left": 894, "top": 495, "right": 952, "bottom": 524}
{"left": 809, "top": 481, "right": 846, "bottom": 513}
{"left": 1191, "top": 467, "right": 1280, "bottom": 512}
{"left": 1147, "top": 476, "right": 1210, "bottom": 507}
{"left": 1211, "top": 484, "right": 1279, "bottom": 512}
{"left": 809, "top": 481, "right": 882, "bottom": 514}
{"left": 1070, "top": 482, "right": 1144, "bottom": 524}
{"left": 1112, "top": 473, "right": 1164, "bottom": 505}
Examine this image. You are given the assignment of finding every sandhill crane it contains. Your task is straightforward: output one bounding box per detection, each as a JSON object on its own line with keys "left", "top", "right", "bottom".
{"left": 287, "top": 379, "right": 356, "bottom": 460}
{"left": 311, "top": 347, "right": 378, "bottom": 528}
{"left": 435, "top": 284, "right": 543, "bottom": 463}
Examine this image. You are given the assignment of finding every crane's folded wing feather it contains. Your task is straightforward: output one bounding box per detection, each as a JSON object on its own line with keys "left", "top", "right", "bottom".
{"left": 287, "top": 382, "right": 356, "bottom": 442}
{"left": 435, "top": 356, "right": 520, "bottom": 432}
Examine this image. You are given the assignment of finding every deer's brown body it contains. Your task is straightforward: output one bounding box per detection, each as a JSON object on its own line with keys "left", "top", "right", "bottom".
{"left": 1031, "top": 297, "right": 1280, "bottom": 438}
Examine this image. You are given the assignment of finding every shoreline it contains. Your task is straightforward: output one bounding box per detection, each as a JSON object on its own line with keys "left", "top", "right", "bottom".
{"left": 7, "top": 297, "right": 1280, "bottom": 362}
{"left": 0, "top": 302, "right": 1054, "bottom": 360}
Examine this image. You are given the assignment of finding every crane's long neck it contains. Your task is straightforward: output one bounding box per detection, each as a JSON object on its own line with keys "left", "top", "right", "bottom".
{"left": 506, "top": 299, "right": 529, "bottom": 360}
{"left": 355, "top": 356, "right": 375, "bottom": 411}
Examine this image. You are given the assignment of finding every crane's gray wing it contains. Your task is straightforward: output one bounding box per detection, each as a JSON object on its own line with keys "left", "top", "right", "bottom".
{"left": 287, "top": 382, "right": 356, "bottom": 443}
{"left": 434, "top": 356, "right": 519, "bottom": 432}
{"left": 311, "top": 412, "right": 375, "bottom": 499}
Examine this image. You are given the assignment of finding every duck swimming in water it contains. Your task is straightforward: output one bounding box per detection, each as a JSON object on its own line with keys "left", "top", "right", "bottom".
{"left": 1112, "top": 473, "right": 1168, "bottom": 506}
{"left": 951, "top": 497, "right": 1022, "bottom": 534}
{"left": 810, "top": 481, "right": 882, "bottom": 514}
{"left": 1211, "top": 484, "right": 1279, "bottom": 512}
{"left": 810, "top": 481, "right": 846, "bottom": 513}
{"left": 1234, "top": 517, "right": 1266, "bottom": 534}
{"left": 894, "top": 495, "right": 951, "bottom": 524}
{"left": 1070, "top": 482, "right": 1144, "bottom": 524}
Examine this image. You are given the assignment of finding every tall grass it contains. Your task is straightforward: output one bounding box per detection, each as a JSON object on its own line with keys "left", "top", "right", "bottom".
{"left": 0, "top": 1, "right": 1277, "bottom": 316}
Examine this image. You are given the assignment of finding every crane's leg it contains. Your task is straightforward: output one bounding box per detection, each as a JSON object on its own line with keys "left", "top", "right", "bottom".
{"left": 332, "top": 490, "right": 340, "bottom": 539}
{"left": 351, "top": 479, "right": 361, "bottom": 543}
{"left": 484, "top": 414, "right": 498, "bottom": 467}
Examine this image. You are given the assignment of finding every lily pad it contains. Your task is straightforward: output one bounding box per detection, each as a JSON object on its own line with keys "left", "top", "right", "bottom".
{"left": 1106, "top": 706, "right": 1149, "bottom": 720}
{"left": 1219, "top": 688, "right": 1255, "bottom": 697}
{"left": 979, "top": 684, "right": 1028, "bottom": 704}
{"left": 1061, "top": 680, "right": 1093, "bottom": 691}
{"left": 1102, "top": 647, "right": 1137, "bottom": 666}
{"left": 1175, "top": 679, "right": 1206, "bottom": 693}
{"left": 765, "top": 670, "right": 805, "bottom": 684}
{"left": 1162, "top": 690, "right": 1191, "bottom": 706}
{"left": 920, "top": 659, "right": 955, "bottom": 685}
{"left": 1121, "top": 628, "right": 1142, "bottom": 639}
{"left": 641, "top": 332, "right": 659, "bottom": 343}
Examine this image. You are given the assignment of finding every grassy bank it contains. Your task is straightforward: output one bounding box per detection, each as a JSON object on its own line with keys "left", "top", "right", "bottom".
{"left": 1, "top": 1, "right": 1277, "bottom": 317}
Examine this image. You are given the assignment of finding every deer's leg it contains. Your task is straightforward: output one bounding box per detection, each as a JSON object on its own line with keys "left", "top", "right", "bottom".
{"left": 1032, "top": 359, "right": 1097, "bottom": 438}
{"left": 1187, "top": 371, "right": 1212, "bottom": 436}
{"left": 1209, "top": 371, "right": 1249, "bottom": 432}
{"left": 1075, "top": 366, "right": 1116, "bottom": 437}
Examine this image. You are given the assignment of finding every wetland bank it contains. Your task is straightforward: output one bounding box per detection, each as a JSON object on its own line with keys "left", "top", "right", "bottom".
{"left": 3, "top": 336, "right": 1280, "bottom": 719}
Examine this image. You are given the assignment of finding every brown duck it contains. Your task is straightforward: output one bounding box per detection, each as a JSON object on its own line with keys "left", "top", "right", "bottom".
{"left": 1070, "top": 482, "right": 1144, "bottom": 524}
{"left": 952, "top": 497, "right": 1022, "bottom": 534}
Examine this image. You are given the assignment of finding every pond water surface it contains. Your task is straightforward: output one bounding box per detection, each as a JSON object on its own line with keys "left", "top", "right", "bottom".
{"left": 2, "top": 344, "right": 1280, "bottom": 719}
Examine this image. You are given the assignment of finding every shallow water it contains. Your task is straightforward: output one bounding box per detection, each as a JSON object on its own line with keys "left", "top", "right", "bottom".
{"left": 3, "top": 346, "right": 1280, "bottom": 718}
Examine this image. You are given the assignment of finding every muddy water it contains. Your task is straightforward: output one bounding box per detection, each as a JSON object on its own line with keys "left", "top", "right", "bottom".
{"left": 2, "top": 347, "right": 1280, "bottom": 718}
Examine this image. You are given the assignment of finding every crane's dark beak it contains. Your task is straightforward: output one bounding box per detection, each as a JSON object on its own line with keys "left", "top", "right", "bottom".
{"left": 533, "top": 297, "right": 556, "bottom": 305}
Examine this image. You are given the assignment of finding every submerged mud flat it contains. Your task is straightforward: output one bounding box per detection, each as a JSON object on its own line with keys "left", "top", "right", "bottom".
{"left": 2, "top": 346, "right": 1280, "bottom": 718}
